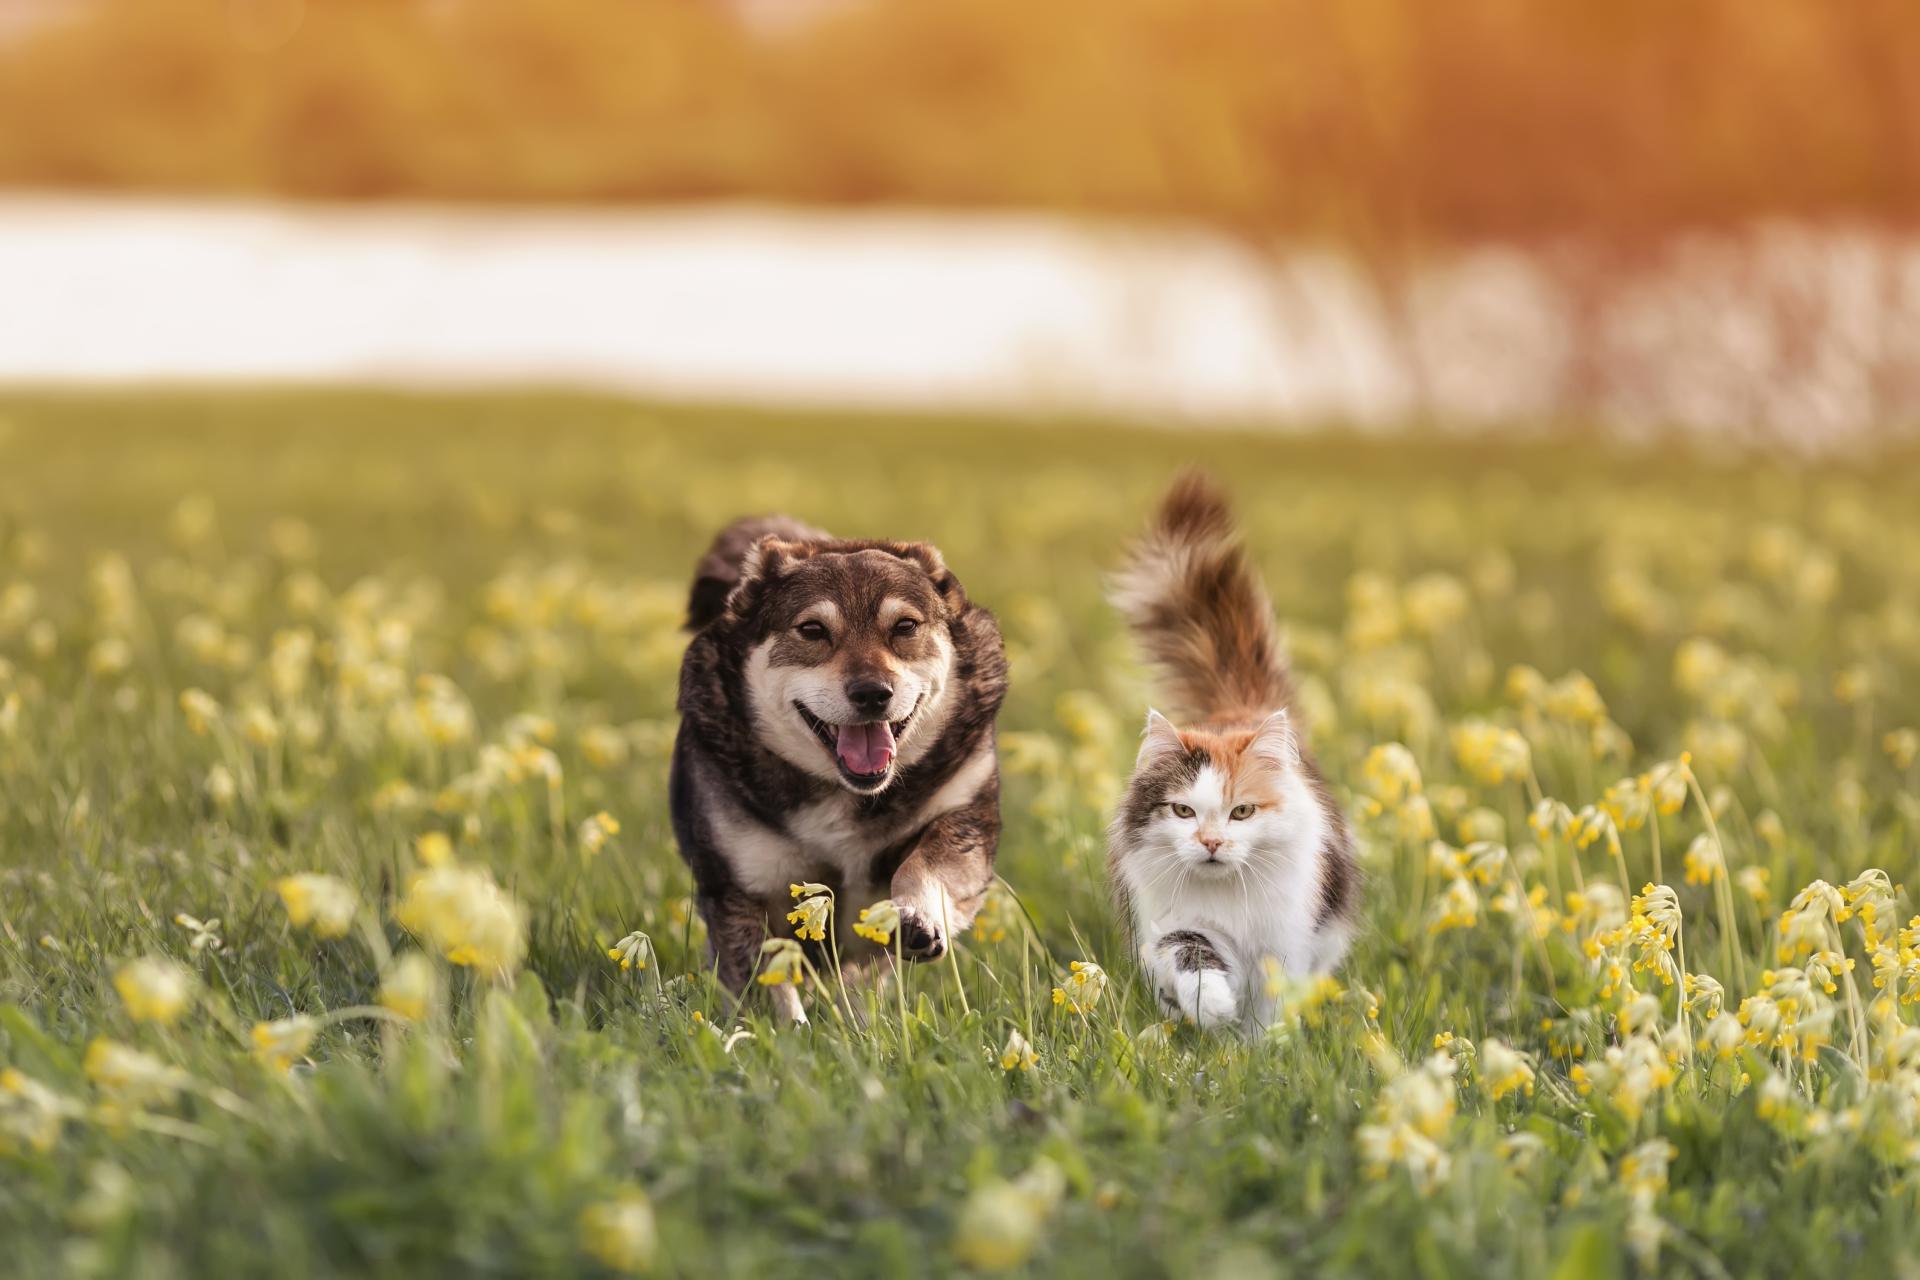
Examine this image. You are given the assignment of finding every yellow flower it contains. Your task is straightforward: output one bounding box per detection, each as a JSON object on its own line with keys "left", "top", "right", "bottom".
{"left": 1450, "top": 719, "right": 1531, "bottom": 786}
{"left": 952, "top": 1160, "right": 1065, "bottom": 1271}
{"left": 579, "top": 1186, "right": 657, "bottom": 1274}
{"left": 971, "top": 883, "right": 1021, "bottom": 944}
{"left": 174, "top": 912, "right": 223, "bottom": 954}
{"left": 1428, "top": 877, "right": 1479, "bottom": 935}
{"left": 785, "top": 893, "right": 831, "bottom": 943}
{"left": 1051, "top": 960, "right": 1108, "bottom": 1014}
{"left": 1618, "top": 1139, "right": 1675, "bottom": 1199}
{"left": 274, "top": 873, "right": 358, "bottom": 939}
{"left": 1543, "top": 672, "right": 1606, "bottom": 725}
{"left": 205, "top": 764, "right": 238, "bottom": 808}
{"left": 395, "top": 865, "right": 528, "bottom": 976}
{"left": 1885, "top": 729, "right": 1919, "bottom": 771}
{"left": 608, "top": 931, "right": 654, "bottom": 972}
{"left": 853, "top": 899, "right": 901, "bottom": 946}
{"left": 84, "top": 1038, "right": 189, "bottom": 1105}
{"left": 112, "top": 957, "right": 193, "bottom": 1027}
{"left": 177, "top": 688, "right": 221, "bottom": 735}
{"left": 1000, "top": 1029, "right": 1039, "bottom": 1072}
{"left": 1478, "top": 1039, "right": 1535, "bottom": 1100}
{"left": 578, "top": 811, "right": 621, "bottom": 859}
{"left": 414, "top": 831, "right": 455, "bottom": 866}
{"left": 1736, "top": 865, "right": 1773, "bottom": 906}
{"left": 238, "top": 703, "right": 280, "bottom": 748}
{"left": 756, "top": 937, "right": 806, "bottom": 987}
{"left": 379, "top": 952, "right": 439, "bottom": 1022}
{"left": 1361, "top": 743, "right": 1422, "bottom": 805}
{"left": 0, "top": 1068, "right": 68, "bottom": 1155}
{"left": 1567, "top": 805, "right": 1621, "bottom": 860}
{"left": 251, "top": 1016, "right": 319, "bottom": 1071}
{"left": 1681, "top": 834, "right": 1723, "bottom": 886}
{"left": 579, "top": 725, "right": 631, "bottom": 770}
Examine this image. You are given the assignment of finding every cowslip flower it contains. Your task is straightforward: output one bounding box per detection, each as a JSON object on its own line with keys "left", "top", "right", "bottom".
{"left": 395, "top": 865, "right": 527, "bottom": 976}
{"left": 853, "top": 900, "right": 900, "bottom": 946}
{"left": 756, "top": 938, "right": 806, "bottom": 987}
{"left": 414, "top": 831, "right": 455, "bottom": 867}
{"left": 1698, "top": 1011, "right": 1744, "bottom": 1058}
{"left": 0, "top": 1068, "right": 69, "bottom": 1155}
{"left": 84, "top": 1038, "right": 189, "bottom": 1106}
{"left": 1360, "top": 743, "right": 1422, "bottom": 805}
{"left": 579, "top": 1185, "right": 657, "bottom": 1274}
{"left": 952, "top": 1160, "right": 1065, "bottom": 1271}
{"left": 1681, "top": 834, "right": 1723, "bottom": 886}
{"left": 251, "top": 1016, "right": 319, "bottom": 1071}
{"left": 1886, "top": 728, "right": 1920, "bottom": 771}
{"left": 971, "top": 883, "right": 1021, "bottom": 944}
{"left": 999, "top": 1029, "right": 1039, "bottom": 1072}
{"left": 275, "top": 874, "right": 358, "bottom": 939}
{"left": 1051, "top": 960, "right": 1108, "bottom": 1014}
{"left": 1428, "top": 877, "right": 1479, "bottom": 935}
{"left": 379, "top": 952, "right": 439, "bottom": 1022}
{"left": 608, "top": 931, "right": 654, "bottom": 972}
{"left": 1450, "top": 720, "right": 1531, "bottom": 786}
{"left": 112, "top": 957, "right": 193, "bottom": 1027}
{"left": 578, "top": 811, "right": 620, "bottom": 859}
{"left": 1478, "top": 1039, "right": 1534, "bottom": 1100}
{"left": 1543, "top": 672, "right": 1606, "bottom": 725}
{"left": 177, "top": 688, "right": 221, "bottom": 735}
{"left": 173, "top": 912, "right": 223, "bottom": 954}
{"left": 786, "top": 892, "right": 831, "bottom": 943}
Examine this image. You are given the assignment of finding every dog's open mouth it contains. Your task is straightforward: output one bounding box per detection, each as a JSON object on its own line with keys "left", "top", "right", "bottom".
{"left": 795, "top": 700, "right": 918, "bottom": 786}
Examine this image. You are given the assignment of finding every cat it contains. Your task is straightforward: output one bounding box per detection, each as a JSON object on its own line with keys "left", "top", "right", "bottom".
{"left": 1107, "top": 472, "right": 1358, "bottom": 1032}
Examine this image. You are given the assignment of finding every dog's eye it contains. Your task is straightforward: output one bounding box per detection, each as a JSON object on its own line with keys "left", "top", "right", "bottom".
{"left": 1169, "top": 802, "right": 1196, "bottom": 819}
{"left": 1230, "top": 803, "right": 1257, "bottom": 820}
{"left": 796, "top": 620, "right": 829, "bottom": 642}
{"left": 891, "top": 618, "right": 920, "bottom": 638}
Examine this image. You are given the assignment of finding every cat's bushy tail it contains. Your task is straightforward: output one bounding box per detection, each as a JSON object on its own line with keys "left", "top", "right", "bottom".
{"left": 1110, "top": 471, "right": 1293, "bottom": 723}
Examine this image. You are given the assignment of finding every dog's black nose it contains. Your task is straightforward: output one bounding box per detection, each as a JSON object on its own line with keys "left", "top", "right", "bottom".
{"left": 846, "top": 679, "right": 893, "bottom": 715}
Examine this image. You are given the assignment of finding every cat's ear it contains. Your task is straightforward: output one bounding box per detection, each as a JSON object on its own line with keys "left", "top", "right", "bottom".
{"left": 1137, "top": 709, "right": 1186, "bottom": 766}
{"left": 1248, "top": 710, "right": 1300, "bottom": 772}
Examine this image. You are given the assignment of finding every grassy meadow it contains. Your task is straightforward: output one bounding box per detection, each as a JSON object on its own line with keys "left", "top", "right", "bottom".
{"left": 0, "top": 392, "right": 1918, "bottom": 1277}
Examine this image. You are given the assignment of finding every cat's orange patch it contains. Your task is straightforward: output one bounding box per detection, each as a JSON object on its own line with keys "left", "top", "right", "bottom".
{"left": 1177, "top": 721, "right": 1289, "bottom": 807}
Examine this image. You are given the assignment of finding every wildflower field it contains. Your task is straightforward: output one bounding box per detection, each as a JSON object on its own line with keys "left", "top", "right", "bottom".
{"left": 1, "top": 392, "right": 1918, "bottom": 1277}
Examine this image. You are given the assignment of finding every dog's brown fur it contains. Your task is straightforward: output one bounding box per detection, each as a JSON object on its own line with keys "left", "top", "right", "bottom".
{"left": 669, "top": 517, "right": 1007, "bottom": 1021}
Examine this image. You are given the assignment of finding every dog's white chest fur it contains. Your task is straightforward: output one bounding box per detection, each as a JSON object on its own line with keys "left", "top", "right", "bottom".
{"left": 703, "top": 740, "right": 996, "bottom": 903}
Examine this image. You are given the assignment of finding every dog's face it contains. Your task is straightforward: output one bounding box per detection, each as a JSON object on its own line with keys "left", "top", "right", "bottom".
{"left": 731, "top": 539, "right": 964, "bottom": 795}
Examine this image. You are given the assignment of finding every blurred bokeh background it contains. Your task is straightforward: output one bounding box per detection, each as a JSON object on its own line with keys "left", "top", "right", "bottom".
{"left": 1, "top": 0, "right": 1918, "bottom": 448}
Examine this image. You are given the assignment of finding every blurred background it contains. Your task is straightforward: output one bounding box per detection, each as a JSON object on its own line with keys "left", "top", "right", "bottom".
{"left": 2, "top": 0, "right": 1918, "bottom": 450}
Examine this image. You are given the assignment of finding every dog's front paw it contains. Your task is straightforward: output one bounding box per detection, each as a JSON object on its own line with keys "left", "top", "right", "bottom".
{"left": 894, "top": 899, "right": 948, "bottom": 961}
{"left": 1160, "top": 969, "right": 1239, "bottom": 1030}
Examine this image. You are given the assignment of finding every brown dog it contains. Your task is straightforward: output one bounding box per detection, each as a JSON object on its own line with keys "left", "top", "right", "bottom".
{"left": 669, "top": 517, "right": 1008, "bottom": 1021}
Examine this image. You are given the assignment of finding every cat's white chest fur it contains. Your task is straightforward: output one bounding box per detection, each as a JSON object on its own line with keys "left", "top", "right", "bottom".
{"left": 1120, "top": 766, "right": 1351, "bottom": 1033}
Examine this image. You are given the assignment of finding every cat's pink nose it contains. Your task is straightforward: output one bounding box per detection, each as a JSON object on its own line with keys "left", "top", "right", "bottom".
{"left": 1198, "top": 835, "right": 1223, "bottom": 857}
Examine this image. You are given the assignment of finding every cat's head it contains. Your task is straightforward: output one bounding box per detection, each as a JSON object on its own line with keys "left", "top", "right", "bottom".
{"left": 1114, "top": 709, "right": 1304, "bottom": 878}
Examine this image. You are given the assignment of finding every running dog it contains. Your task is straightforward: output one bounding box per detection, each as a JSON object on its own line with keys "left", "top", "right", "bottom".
{"left": 670, "top": 516, "right": 1007, "bottom": 1021}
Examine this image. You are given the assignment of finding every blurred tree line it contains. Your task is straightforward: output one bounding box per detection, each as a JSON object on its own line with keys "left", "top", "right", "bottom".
{"left": 1, "top": 0, "right": 1916, "bottom": 247}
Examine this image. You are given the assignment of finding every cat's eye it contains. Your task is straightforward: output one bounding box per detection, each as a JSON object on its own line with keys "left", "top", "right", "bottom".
{"left": 1169, "top": 802, "right": 1196, "bottom": 819}
{"left": 1229, "top": 803, "right": 1257, "bottom": 820}
{"left": 796, "top": 620, "right": 830, "bottom": 641}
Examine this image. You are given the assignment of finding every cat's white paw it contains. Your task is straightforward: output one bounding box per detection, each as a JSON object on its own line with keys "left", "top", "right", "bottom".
{"left": 1165, "top": 968, "right": 1239, "bottom": 1029}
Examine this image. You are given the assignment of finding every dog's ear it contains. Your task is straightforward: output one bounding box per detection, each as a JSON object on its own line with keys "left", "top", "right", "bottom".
{"left": 723, "top": 536, "right": 807, "bottom": 621}
{"left": 891, "top": 542, "right": 968, "bottom": 612}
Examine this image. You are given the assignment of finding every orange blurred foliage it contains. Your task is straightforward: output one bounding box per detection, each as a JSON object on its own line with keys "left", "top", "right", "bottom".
{"left": 1, "top": 0, "right": 1916, "bottom": 244}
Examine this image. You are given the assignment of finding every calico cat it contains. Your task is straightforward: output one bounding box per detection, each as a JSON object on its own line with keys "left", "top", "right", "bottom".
{"left": 1108, "top": 472, "right": 1358, "bottom": 1031}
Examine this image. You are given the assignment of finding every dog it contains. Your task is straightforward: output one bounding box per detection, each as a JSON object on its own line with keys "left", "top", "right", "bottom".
{"left": 670, "top": 515, "right": 1008, "bottom": 1021}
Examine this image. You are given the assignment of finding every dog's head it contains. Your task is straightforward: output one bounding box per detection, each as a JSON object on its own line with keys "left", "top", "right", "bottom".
{"left": 726, "top": 537, "right": 967, "bottom": 795}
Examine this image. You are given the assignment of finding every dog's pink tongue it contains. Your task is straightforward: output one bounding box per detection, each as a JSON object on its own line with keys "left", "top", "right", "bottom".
{"left": 835, "top": 721, "right": 896, "bottom": 775}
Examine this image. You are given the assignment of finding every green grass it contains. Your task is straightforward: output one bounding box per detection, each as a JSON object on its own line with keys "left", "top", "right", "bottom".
{"left": 0, "top": 391, "right": 1917, "bottom": 1278}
